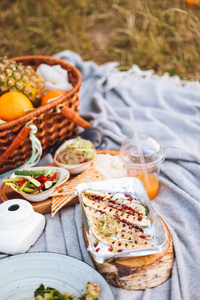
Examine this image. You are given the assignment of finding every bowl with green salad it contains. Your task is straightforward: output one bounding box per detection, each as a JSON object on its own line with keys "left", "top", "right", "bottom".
{"left": 54, "top": 137, "right": 96, "bottom": 175}
{"left": 3, "top": 167, "right": 70, "bottom": 202}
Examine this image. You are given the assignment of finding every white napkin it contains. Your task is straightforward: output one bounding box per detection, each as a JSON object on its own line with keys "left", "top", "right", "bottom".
{"left": 36, "top": 64, "right": 73, "bottom": 92}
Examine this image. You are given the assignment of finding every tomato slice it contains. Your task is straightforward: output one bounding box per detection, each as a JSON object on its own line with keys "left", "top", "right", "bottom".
{"left": 36, "top": 172, "right": 57, "bottom": 190}
{"left": 16, "top": 178, "right": 26, "bottom": 186}
{"left": 35, "top": 176, "right": 48, "bottom": 182}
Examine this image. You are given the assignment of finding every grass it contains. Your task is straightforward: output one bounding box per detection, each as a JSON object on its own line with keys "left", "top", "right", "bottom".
{"left": 0, "top": 0, "right": 200, "bottom": 81}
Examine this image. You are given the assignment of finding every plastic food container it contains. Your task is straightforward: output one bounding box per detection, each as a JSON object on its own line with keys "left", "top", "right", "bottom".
{"left": 75, "top": 177, "right": 168, "bottom": 263}
{"left": 119, "top": 132, "right": 165, "bottom": 200}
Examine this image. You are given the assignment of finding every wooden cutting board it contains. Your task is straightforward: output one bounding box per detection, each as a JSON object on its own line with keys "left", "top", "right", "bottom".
{"left": 0, "top": 163, "right": 78, "bottom": 214}
{"left": 0, "top": 150, "right": 119, "bottom": 214}
{"left": 83, "top": 219, "right": 174, "bottom": 290}
{"left": 0, "top": 183, "right": 79, "bottom": 214}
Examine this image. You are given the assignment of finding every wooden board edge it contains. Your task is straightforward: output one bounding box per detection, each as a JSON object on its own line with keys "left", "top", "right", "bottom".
{"left": 83, "top": 218, "right": 174, "bottom": 290}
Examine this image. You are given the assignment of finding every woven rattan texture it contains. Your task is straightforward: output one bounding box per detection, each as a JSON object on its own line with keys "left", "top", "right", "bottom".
{"left": 0, "top": 55, "right": 82, "bottom": 174}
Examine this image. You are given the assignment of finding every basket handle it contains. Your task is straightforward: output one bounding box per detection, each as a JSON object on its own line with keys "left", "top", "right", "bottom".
{"left": 61, "top": 106, "right": 92, "bottom": 129}
{"left": 0, "top": 122, "right": 32, "bottom": 166}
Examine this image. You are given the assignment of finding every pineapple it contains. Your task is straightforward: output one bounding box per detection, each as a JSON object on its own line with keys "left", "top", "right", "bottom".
{"left": 0, "top": 57, "right": 45, "bottom": 107}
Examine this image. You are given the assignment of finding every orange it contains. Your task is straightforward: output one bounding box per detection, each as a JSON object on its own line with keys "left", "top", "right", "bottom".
{"left": 185, "top": 0, "right": 200, "bottom": 6}
{"left": 41, "top": 89, "right": 66, "bottom": 106}
{"left": 0, "top": 92, "right": 34, "bottom": 122}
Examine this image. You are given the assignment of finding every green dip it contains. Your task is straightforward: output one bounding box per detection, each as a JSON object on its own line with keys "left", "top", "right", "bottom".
{"left": 56, "top": 137, "right": 96, "bottom": 165}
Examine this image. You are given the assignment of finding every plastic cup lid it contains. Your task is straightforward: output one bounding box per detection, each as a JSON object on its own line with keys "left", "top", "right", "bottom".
{"left": 119, "top": 132, "right": 165, "bottom": 168}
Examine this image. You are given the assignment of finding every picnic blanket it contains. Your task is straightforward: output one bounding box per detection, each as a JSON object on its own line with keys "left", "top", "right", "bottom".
{"left": 1, "top": 50, "right": 200, "bottom": 300}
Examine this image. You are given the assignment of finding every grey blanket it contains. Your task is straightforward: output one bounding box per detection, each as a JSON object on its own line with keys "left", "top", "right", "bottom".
{"left": 1, "top": 50, "right": 200, "bottom": 300}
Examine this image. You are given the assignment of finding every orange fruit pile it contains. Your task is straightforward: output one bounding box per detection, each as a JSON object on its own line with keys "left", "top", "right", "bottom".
{"left": 41, "top": 89, "right": 66, "bottom": 106}
{"left": 0, "top": 89, "right": 67, "bottom": 122}
{"left": 0, "top": 92, "right": 34, "bottom": 122}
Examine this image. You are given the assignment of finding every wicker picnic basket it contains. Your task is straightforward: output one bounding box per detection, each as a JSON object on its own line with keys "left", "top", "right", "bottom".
{"left": 0, "top": 55, "right": 83, "bottom": 174}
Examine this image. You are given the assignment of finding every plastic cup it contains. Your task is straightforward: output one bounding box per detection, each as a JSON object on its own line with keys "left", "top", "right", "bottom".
{"left": 119, "top": 132, "right": 165, "bottom": 200}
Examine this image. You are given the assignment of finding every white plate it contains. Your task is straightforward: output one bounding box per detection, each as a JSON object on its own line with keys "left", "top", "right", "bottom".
{"left": 9, "top": 166, "right": 70, "bottom": 202}
{"left": 0, "top": 252, "right": 114, "bottom": 300}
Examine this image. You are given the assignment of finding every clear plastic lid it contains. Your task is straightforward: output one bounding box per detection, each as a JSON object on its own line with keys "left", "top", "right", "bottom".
{"left": 119, "top": 132, "right": 165, "bottom": 168}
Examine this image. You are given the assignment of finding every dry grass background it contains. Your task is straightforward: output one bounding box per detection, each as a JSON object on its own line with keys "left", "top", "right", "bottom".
{"left": 0, "top": 0, "right": 200, "bottom": 81}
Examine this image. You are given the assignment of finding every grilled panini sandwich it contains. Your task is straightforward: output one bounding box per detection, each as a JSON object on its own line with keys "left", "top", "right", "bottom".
{"left": 82, "top": 189, "right": 156, "bottom": 254}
